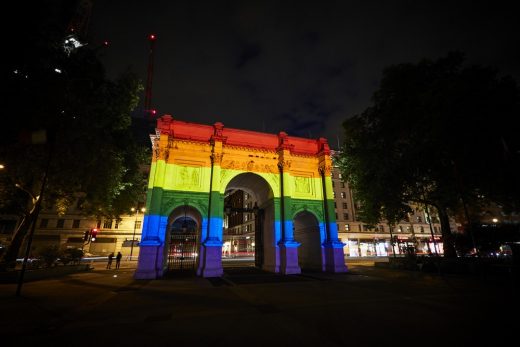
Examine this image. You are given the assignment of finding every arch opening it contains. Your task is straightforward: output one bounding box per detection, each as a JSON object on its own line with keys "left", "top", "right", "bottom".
{"left": 167, "top": 205, "right": 202, "bottom": 273}
{"left": 223, "top": 173, "right": 275, "bottom": 270}
{"left": 293, "top": 211, "right": 322, "bottom": 270}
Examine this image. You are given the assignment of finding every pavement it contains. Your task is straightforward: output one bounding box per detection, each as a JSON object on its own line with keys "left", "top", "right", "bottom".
{"left": 1, "top": 259, "right": 518, "bottom": 346}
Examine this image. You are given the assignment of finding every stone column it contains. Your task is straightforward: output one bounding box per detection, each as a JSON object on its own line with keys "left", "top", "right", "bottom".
{"left": 197, "top": 123, "right": 225, "bottom": 277}
{"left": 318, "top": 138, "right": 347, "bottom": 273}
{"left": 135, "top": 130, "right": 169, "bottom": 279}
{"left": 277, "top": 132, "right": 301, "bottom": 275}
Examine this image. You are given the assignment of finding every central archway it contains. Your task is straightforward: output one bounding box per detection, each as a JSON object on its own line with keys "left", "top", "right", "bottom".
{"left": 224, "top": 173, "right": 276, "bottom": 271}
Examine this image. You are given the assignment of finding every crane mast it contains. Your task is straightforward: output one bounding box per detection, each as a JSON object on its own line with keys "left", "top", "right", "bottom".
{"left": 144, "top": 34, "right": 157, "bottom": 120}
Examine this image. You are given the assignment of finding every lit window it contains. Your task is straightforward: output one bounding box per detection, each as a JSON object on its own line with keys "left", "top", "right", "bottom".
{"left": 341, "top": 192, "right": 346, "bottom": 199}
{"left": 345, "top": 224, "right": 350, "bottom": 231}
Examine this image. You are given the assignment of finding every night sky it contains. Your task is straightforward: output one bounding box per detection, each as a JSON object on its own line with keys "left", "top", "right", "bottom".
{"left": 89, "top": 0, "right": 519, "bottom": 148}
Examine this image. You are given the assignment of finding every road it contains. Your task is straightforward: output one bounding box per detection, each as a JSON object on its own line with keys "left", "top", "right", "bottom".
{"left": 1, "top": 260, "right": 517, "bottom": 346}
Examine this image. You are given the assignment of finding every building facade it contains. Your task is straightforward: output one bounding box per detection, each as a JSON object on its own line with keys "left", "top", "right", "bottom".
{"left": 0, "top": 203, "right": 147, "bottom": 260}
{"left": 331, "top": 164, "right": 447, "bottom": 257}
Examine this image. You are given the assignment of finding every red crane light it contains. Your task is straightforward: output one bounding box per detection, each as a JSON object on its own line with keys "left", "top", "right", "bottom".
{"left": 149, "top": 34, "right": 156, "bottom": 41}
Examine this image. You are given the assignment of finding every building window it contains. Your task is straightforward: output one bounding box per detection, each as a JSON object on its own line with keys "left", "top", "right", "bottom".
{"left": 103, "top": 220, "right": 112, "bottom": 229}
{"left": 417, "top": 216, "right": 422, "bottom": 223}
{"left": 40, "top": 219, "right": 48, "bottom": 228}
{"left": 340, "top": 181, "right": 345, "bottom": 188}
{"left": 345, "top": 224, "right": 350, "bottom": 231}
{"left": 135, "top": 220, "right": 142, "bottom": 229}
{"left": 334, "top": 202, "right": 337, "bottom": 208}
{"left": 72, "top": 219, "right": 80, "bottom": 228}
{"left": 332, "top": 181, "right": 335, "bottom": 188}
{"left": 420, "top": 226, "right": 424, "bottom": 233}
{"left": 340, "top": 192, "right": 346, "bottom": 199}
{"left": 338, "top": 173, "right": 342, "bottom": 179}
{"left": 379, "top": 225, "right": 385, "bottom": 232}
{"left": 342, "top": 202, "right": 347, "bottom": 209}
{"left": 56, "top": 219, "right": 65, "bottom": 228}
{"left": 114, "top": 221, "right": 119, "bottom": 229}
{"left": 343, "top": 213, "right": 349, "bottom": 220}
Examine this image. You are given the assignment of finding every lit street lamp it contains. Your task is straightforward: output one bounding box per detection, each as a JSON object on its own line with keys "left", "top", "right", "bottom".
{"left": 129, "top": 207, "right": 146, "bottom": 261}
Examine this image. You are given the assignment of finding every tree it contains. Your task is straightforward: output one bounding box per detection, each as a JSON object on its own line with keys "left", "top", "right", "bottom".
{"left": 339, "top": 52, "right": 520, "bottom": 258}
{"left": 0, "top": 0, "right": 148, "bottom": 269}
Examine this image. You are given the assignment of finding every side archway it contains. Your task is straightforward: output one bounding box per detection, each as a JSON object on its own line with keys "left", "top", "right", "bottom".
{"left": 166, "top": 205, "right": 203, "bottom": 273}
{"left": 293, "top": 210, "right": 323, "bottom": 270}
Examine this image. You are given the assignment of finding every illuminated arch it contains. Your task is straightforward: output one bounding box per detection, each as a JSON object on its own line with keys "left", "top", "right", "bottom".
{"left": 134, "top": 115, "right": 347, "bottom": 279}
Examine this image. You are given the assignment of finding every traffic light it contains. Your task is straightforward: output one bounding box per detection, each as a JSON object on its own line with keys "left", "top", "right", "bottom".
{"left": 91, "top": 228, "right": 98, "bottom": 241}
{"left": 83, "top": 230, "right": 90, "bottom": 242}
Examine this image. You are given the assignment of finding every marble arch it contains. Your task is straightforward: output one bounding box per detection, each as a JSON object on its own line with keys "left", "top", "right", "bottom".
{"left": 135, "top": 115, "right": 347, "bottom": 279}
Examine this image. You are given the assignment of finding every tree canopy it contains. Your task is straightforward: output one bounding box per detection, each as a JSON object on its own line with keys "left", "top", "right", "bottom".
{"left": 339, "top": 52, "right": 520, "bottom": 257}
{"left": 0, "top": 0, "right": 148, "bottom": 267}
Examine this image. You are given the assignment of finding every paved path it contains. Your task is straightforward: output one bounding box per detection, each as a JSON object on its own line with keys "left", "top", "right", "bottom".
{"left": 1, "top": 262, "right": 517, "bottom": 346}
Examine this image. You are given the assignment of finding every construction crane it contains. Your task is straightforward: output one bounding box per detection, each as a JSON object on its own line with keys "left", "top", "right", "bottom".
{"left": 144, "top": 34, "right": 157, "bottom": 120}
{"left": 63, "top": 0, "right": 92, "bottom": 55}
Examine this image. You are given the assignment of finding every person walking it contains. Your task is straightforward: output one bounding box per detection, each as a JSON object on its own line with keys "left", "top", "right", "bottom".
{"left": 106, "top": 252, "right": 114, "bottom": 269}
{"left": 115, "top": 251, "right": 122, "bottom": 269}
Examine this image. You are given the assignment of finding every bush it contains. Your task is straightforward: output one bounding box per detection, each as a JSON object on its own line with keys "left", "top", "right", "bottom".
{"left": 59, "top": 248, "right": 84, "bottom": 265}
{"left": 38, "top": 245, "right": 61, "bottom": 267}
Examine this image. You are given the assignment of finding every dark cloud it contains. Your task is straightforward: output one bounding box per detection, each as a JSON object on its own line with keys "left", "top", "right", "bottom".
{"left": 90, "top": 0, "right": 520, "bottom": 148}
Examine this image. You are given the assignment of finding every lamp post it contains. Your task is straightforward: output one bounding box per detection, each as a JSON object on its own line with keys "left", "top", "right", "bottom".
{"left": 129, "top": 207, "right": 145, "bottom": 261}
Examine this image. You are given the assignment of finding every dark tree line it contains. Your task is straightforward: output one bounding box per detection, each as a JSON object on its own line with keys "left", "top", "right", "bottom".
{"left": 339, "top": 52, "right": 520, "bottom": 257}
{"left": 0, "top": 1, "right": 148, "bottom": 268}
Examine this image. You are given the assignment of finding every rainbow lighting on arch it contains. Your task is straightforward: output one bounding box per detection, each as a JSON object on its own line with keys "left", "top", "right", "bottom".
{"left": 135, "top": 115, "right": 347, "bottom": 279}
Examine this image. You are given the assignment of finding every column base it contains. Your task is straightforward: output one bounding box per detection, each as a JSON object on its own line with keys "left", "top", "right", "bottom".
{"left": 197, "top": 242, "right": 223, "bottom": 277}
{"left": 134, "top": 243, "right": 164, "bottom": 279}
{"left": 323, "top": 241, "right": 348, "bottom": 273}
{"left": 279, "top": 240, "right": 301, "bottom": 275}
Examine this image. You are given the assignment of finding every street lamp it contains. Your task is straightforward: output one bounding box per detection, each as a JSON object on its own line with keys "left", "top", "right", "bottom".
{"left": 129, "top": 207, "right": 146, "bottom": 260}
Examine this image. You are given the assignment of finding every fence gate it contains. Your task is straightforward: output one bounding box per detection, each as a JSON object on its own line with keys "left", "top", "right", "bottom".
{"left": 168, "top": 232, "right": 199, "bottom": 272}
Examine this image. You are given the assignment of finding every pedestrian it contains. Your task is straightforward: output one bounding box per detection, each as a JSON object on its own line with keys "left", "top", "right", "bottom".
{"left": 115, "top": 251, "right": 122, "bottom": 269}
{"left": 107, "top": 252, "right": 114, "bottom": 269}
